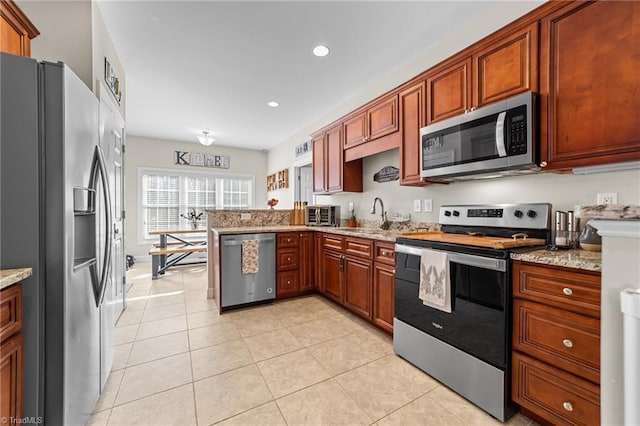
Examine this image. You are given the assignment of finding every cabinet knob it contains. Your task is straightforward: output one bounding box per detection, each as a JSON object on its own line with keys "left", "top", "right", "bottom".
{"left": 540, "top": 161, "right": 548, "bottom": 168}
{"left": 563, "top": 287, "right": 573, "bottom": 296}
{"left": 287, "top": 238, "right": 291, "bottom": 242}
{"left": 287, "top": 280, "right": 291, "bottom": 284}
{"left": 562, "top": 402, "right": 573, "bottom": 412}
{"left": 287, "top": 257, "right": 291, "bottom": 261}
{"left": 562, "top": 339, "right": 574, "bottom": 348}
{"left": 381, "top": 250, "right": 387, "bottom": 256}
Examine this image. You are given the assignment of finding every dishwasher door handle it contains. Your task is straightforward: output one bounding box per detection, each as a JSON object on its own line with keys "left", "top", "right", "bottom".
{"left": 223, "top": 238, "right": 275, "bottom": 246}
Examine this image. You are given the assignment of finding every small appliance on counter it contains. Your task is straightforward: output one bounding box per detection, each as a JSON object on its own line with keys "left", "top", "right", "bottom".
{"left": 305, "top": 205, "right": 340, "bottom": 226}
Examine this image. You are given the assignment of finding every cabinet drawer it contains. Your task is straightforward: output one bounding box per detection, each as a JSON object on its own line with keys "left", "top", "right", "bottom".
{"left": 344, "top": 237, "right": 373, "bottom": 259}
{"left": 277, "top": 271, "right": 299, "bottom": 295}
{"left": 323, "top": 234, "right": 344, "bottom": 252}
{"left": 277, "top": 233, "right": 299, "bottom": 248}
{"left": 513, "top": 299, "right": 600, "bottom": 384}
{"left": 513, "top": 262, "right": 601, "bottom": 318}
{"left": 512, "top": 352, "right": 600, "bottom": 426}
{"left": 0, "top": 284, "right": 22, "bottom": 342}
{"left": 277, "top": 248, "right": 299, "bottom": 271}
{"left": 374, "top": 242, "right": 395, "bottom": 265}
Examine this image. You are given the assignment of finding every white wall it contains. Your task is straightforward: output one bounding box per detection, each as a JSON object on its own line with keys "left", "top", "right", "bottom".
{"left": 124, "top": 136, "right": 268, "bottom": 256}
{"left": 317, "top": 149, "right": 640, "bottom": 223}
{"left": 17, "top": 0, "right": 127, "bottom": 118}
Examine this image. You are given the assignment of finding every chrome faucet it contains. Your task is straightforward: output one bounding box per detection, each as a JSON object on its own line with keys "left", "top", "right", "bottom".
{"left": 370, "top": 197, "right": 390, "bottom": 230}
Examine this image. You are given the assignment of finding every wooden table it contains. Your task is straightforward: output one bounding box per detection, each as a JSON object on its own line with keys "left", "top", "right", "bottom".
{"left": 149, "top": 229, "right": 207, "bottom": 279}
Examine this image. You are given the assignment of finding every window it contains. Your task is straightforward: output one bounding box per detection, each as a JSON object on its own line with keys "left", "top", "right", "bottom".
{"left": 139, "top": 168, "right": 254, "bottom": 241}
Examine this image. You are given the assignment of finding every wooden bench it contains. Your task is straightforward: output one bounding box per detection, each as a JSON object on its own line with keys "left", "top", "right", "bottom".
{"left": 149, "top": 245, "right": 207, "bottom": 279}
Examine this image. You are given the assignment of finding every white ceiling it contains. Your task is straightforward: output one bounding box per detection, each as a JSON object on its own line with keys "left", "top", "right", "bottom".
{"left": 97, "top": 1, "right": 505, "bottom": 150}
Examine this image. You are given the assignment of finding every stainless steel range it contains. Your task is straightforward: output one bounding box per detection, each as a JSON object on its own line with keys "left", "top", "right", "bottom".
{"left": 393, "top": 203, "right": 551, "bottom": 421}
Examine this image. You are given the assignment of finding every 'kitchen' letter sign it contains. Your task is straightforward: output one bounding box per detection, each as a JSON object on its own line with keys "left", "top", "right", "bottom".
{"left": 174, "top": 151, "right": 230, "bottom": 169}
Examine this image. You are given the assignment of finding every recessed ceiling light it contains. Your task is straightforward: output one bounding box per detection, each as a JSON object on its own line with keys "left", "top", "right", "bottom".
{"left": 267, "top": 101, "right": 280, "bottom": 108}
{"left": 313, "top": 45, "right": 330, "bottom": 57}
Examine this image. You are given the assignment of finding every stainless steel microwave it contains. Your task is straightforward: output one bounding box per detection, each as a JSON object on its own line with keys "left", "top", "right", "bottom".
{"left": 305, "top": 205, "right": 340, "bottom": 226}
{"left": 420, "top": 91, "right": 538, "bottom": 181}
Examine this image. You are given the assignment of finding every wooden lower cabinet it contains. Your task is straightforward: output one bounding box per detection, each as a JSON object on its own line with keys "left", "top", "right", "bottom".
{"left": 512, "top": 261, "right": 601, "bottom": 425}
{"left": 321, "top": 250, "right": 343, "bottom": 304}
{"left": 373, "top": 262, "right": 394, "bottom": 334}
{"left": 314, "top": 233, "right": 323, "bottom": 291}
{"left": 513, "top": 352, "right": 600, "bottom": 426}
{"left": 0, "top": 283, "right": 23, "bottom": 420}
{"left": 276, "top": 232, "right": 314, "bottom": 299}
{"left": 343, "top": 256, "right": 373, "bottom": 320}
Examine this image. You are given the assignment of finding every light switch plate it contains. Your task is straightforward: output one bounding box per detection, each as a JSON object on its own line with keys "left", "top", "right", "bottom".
{"left": 413, "top": 199, "right": 422, "bottom": 213}
{"left": 423, "top": 199, "right": 433, "bottom": 212}
{"left": 597, "top": 192, "right": 618, "bottom": 204}
{"left": 348, "top": 202, "right": 354, "bottom": 211}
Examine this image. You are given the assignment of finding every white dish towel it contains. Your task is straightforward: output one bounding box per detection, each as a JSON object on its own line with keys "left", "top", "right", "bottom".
{"left": 419, "top": 249, "right": 452, "bottom": 313}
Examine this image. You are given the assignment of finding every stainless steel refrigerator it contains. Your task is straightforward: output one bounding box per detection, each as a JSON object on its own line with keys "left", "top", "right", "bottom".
{"left": 0, "top": 53, "right": 120, "bottom": 424}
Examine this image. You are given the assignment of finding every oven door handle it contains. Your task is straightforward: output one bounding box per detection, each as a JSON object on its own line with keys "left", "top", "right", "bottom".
{"left": 395, "top": 244, "right": 506, "bottom": 272}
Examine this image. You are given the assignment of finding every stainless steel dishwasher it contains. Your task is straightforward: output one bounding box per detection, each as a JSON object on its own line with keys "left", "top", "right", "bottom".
{"left": 221, "top": 233, "right": 276, "bottom": 309}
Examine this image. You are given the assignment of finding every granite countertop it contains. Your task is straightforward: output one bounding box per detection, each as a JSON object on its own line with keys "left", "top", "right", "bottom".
{"left": 511, "top": 249, "right": 601, "bottom": 272}
{"left": 0, "top": 268, "right": 33, "bottom": 290}
{"left": 211, "top": 225, "right": 399, "bottom": 242}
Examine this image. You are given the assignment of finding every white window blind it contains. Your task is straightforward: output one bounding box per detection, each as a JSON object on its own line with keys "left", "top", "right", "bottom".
{"left": 139, "top": 168, "right": 253, "bottom": 240}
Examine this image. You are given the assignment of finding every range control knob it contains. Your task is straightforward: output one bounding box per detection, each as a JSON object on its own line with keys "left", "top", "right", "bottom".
{"left": 527, "top": 210, "right": 537, "bottom": 218}
{"left": 452, "top": 210, "right": 460, "bottom": 217}
{"left": 444, "top": 210, "right": 452, "bottom": 217}
{"left": 513, "top": 210, "right": 524, "bottom": 218}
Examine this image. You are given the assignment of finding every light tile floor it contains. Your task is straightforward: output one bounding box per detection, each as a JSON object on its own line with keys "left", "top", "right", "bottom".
{"left": 88, "top": 263, "right": 537, "bottom": 426}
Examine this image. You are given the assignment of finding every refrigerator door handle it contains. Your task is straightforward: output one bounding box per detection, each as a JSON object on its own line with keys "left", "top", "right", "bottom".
{"left": 89, "top": 145, "right": 113, "bottom": 307}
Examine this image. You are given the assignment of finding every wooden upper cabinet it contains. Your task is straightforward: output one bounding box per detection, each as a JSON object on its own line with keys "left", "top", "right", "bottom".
{"left": 473, "top": 22, "right": 538, "bottom": 107}
{"left": 426, "top": 57, "right": 472, "bottom": 124}
{"left": 325, "top": 124, "right": 344, "bottom": 193}
{"left": 399, "top": 81, "right": 426, "bottom": 185}
{"left": 343, "top": 112, "right": 367, "bottom": 149}
{"left": 312, "top": 124, "right": 363, "bottom": 194}
{"left": 426, "top": 23, "right": 537, "bottom": 125}
{"left": 311, "top": 134, "right": 325, "bottom": 193}
{"left": 539, "top": 1, "right": 640, "bottom": 170}
{"left": 368, "top": 95, "right": 398, "bottom": 141}
{"left": 0, "top": 0, "right": 39, "bottom": 57}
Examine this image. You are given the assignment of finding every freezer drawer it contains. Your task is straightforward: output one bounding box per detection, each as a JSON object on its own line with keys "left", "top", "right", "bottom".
{"left": 221, "top": 233, "right": 276, "bottom": 308}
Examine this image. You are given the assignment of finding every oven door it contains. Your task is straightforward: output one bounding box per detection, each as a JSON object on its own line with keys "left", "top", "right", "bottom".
{"left": 394, "top": 243, "right": 510, "bottom": 369}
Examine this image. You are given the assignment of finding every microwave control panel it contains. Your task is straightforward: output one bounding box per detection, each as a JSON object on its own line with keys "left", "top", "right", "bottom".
{"left": 507, "top": 105, "right": 528, "bottom": 156}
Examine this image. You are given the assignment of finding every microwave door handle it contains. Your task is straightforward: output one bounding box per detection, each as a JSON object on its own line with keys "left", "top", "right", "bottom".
{"left": 495, "top": 111, "right": 507, "bottom": 157}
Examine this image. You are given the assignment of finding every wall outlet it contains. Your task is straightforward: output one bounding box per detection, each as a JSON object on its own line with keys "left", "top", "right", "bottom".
{"left": 240, "top": 213, "right": 251, "bottom": 220}
{"left": 413, "top": 199, "right": 422, "bottom": 213}
{"left": 597, "top": 192, "right": 618, "bottom": 205}
{"left": 348, "top": 202, "right": 354, "bottom": 211}
{"left": 423, "top": 199, "right": 433, "bottom": 213}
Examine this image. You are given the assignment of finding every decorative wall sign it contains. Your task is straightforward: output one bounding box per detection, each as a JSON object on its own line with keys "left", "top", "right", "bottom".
{"left": 174, "top": 151, "right": 230, "bottom": 169}
{"left": 295, "top": 140, "right": 312, "bottom": 157}
{"left": 267, "top": 168, "right": 289, "bottom": 191}
{"left": 373, "top": 166, "right": 399, "bottom": 183}
{"left": 104, "top": 57, "right": 122, "bottom": 105}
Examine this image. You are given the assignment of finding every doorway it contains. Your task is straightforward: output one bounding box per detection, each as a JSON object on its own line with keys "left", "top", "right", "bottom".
{"left": 294, "top": 163, "right": 313, "bottom": 204}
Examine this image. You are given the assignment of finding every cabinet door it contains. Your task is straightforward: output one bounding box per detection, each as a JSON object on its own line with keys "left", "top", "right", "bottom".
{"left": 343, "top": 112, "right": 367, "bottom": 149}
{"left": 277, "top": 271, "right": 299, "bottom": 296}
{"left": 312, "top": 134, "right": 326, "bottom": 193}
{"left": 277, "top": 248, "right": 298, "bottom": 271}
{"left": 322, "top": 250, "right": 343, "bottom": 304}
{"left": 473, "top": 23, "right": 538, "bottom": 107}
{"left": 368, "top": 95, "right": 399, "bottom": 141}
{"left": 373, "top": 263, "right": 394, "bottom": 334}
{"left": 344, "top": 256, "right": 372, "bottom": 320}
{"left": 325, "top": 124, "right": 344, "bottom": 193}
{"left": 314, "top": 233, "right": 323, "bottom": 291}
{"left": 399, "top": 81, "right": 426, "bottom": 185}
{"left": 540, "top": 1, "right": 640, "bottom": 169}
{"left": 426, "top": 57, "right": 472, "bottom": 124}
{"left": 0, "top": 332, "right": 23, "bottom": 420}
{"left": 299, "top": 232, "right": 314, "bottom": 291}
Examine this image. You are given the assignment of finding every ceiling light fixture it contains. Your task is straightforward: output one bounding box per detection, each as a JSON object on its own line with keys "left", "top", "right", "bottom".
{"left": 267, "top": 101, "right": 280, "bottom": 108}
{"left": 197, "top": 130, "right": 215, "bottom": 146}
{"left": 313, "top": 44, "right": 330, "bottom": 57}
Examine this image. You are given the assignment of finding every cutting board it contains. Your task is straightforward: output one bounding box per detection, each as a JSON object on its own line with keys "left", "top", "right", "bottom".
{"left": 400, "top": 231, "right": 546, "bottom": 249}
